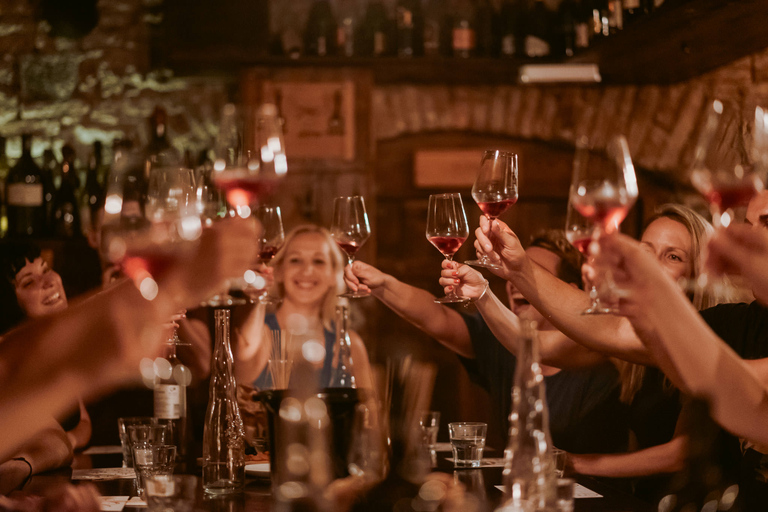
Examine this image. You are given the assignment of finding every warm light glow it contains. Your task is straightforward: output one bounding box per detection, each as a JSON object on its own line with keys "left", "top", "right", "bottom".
{"left": 279, "top": 397, "right": 303, "bottom": 422}
{"left": 173, "top": 364, "right": 192, "bottom": 386}
{"left": 267, "top": 136, "right": 282, "bottom": 153}
{"left": 237, "top": 205, "right": 251, "bottom": 218}
{"left": 139, "top": 277, "right": 159, "bottom": 301}
{"left": 243, "top": 269, "right": 257, "bottom": 284}
{"left": 154, "top": 357, "right": 172, "bottom": 379}
{"left": 275, "top": 154, "right": 288, "bottom": 175}
{"left": 105, "top": 194, "right": 123, "bottom": 214}
{"left": 261, "top": 145, "right": 274, "bottom": 163}
{"left": 213, "top": 158, "right": 226, "bottom": 172}
{"left": 302, "top": 340, "right": 325, "bottom": 363}
{"left": 180, "top": 215, "right": 202, "bottom": 240}
{"left": 140, "top": 358, "right": 155, "bottom": 382}
{"left": 228, "top": 190, "right": 250, "bottom": 208}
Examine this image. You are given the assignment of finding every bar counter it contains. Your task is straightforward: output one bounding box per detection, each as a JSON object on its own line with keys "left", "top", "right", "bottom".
{"left": 21, "top": 449, "right": 654, "bottom": 512}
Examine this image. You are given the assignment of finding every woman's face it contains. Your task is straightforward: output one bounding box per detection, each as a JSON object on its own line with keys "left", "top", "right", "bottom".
{"left": 278, "top": 232, "right": 337, "bottom": 308}
{"left": 14, "top": 257, "right": 68, "bottom": 318}
{"left": 640, "top": 217, "right": 693, "bottom": 282}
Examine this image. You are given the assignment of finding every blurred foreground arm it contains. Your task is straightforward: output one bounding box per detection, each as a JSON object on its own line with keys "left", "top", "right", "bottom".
{"left": 0, "top": 218, "right": 257, "bottom": 461}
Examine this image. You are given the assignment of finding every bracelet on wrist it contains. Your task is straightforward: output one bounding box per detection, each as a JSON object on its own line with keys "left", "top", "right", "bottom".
{"left": 12, "top": 457, "right": 33, "bottom": 487}
{"left": 474, "top": 280, "right": 490, "bottom": 302}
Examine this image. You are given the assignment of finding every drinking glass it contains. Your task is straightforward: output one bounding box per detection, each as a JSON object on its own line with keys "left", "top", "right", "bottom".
{"left": 247, "top": 205, "right": 285, "bottom": 305}
{"left": 426, "top": 193, "right": 470, "bottom": 303}
{"left": 145, "top": 475, "right": 198, "bottom": 512}
{"left": 569, "top": 135, "right": 638, "bottom": 314}
{"left": 448, "top": 422, "right": 487, "bottom": 468}
{"left": 331, "top": 196, "right": 372, "bottom": 298}
{"left": 118, "top": 417, "right": 157, "bottom": 468}
{"left": 132, "top": 444, "right": 177, "bottom": 499}
{"left": 466, "top": 150, "right": 519, "bottom": 270}
{"left": 101, "top": 151, "right": 202, "bottom": 302}
{"left": 686, "top": 100, "right": 766, "bottom": 292}
{"left": 419, "top": 411, "right": 441, "bottom": 467}
{"left": 347, "top": 402, "right": 387, "bottom": 482}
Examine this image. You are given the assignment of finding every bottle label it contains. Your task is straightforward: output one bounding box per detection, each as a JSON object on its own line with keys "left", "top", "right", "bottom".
{"left": 623, "top": 0, "right": 641, "bottom": 8}
{"left": 154, "top": 384, "right": 184, "bottom": 419}
{"left": 525, "top": 35, "right": 550, "bottom": 57}
{"left": 452, "top": 27, "right": 476, "bottom": 51}
{"left": 7, "top": 183, "right": 43, "bottom": 207}
{"left": 501, "top": 34, "right": 516, "bottom": 56}
{"left": 374, "top": 31, "right": 386, "bottom": 55}
{"left": 575, "top": 23, "right": 590, "bottom": 48}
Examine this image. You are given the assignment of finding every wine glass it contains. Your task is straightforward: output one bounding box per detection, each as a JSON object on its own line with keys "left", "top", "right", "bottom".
{"left": 466, "top": 150, "right": 519, "bottom": 270}
{"left": 331, "top": 196, "right": 371, "bottom": 299}
{"left": 426, "top": 193, "right": 470, "bottom": 304}
{"left": 247, "top": 205, "right": 285, "bottom": 304}
{"left": 101, "top": 151, "right": 203, "bottom": 301}
{"left": 569, "top": 135, "right": 638, "bottom": 314}
{"left": 564, "top": 194, "right": 610, "bottom": 315}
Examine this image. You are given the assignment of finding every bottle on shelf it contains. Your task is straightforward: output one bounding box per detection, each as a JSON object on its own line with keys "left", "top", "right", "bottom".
{"left": 50, "top": 144, "right": 82, "bottom": 239}
{"left": 40, "top": 147, "right": 57, "bottom": 225}
{"left": 588, "top": 0, "right": 609, "bottom": 41}
{"left": 0, "top": 136, "right": 9, "bottom": 237}
{"left": 574, "top": 0, "right": 592, "bottom": 51}
{"left": 145, "top": 106, "right": 181, "bottom": 173}
{"left": 154, "top": 337, "right": 191, "bottom": 462}
{"left": 558, "top": 0, "right": 579, "bottom": 57}
{"left": 202, "top": 308, "right": 245, "bottom": 494}
{"left": 474, "top": 0, "right": 496, "bottom": 57}
{"left": 304, "top": 0, "right": 338, "bottom": 57}
{"left": 499, "top": 322, "right": 557, "bottom": 511}
{"left": 336, "top": 0, "right": 359, "bottom": 57}
{"left": 606, "top": 0, "right": 623, "bottom": 34}
{"left": 622, "top": 0, "right": 652, "bottom": 25}
{"left": 360, "top": 0, "right": 390, "bottom": 57}
{"left": 80, "top": 140, "right": 106, "bottom": 236}
{"left": 452, "top": 0, "right": 477, "bottom": 58}
{"left": 5, "top": 134, "right": 47, "bottom": 238}
{"left": 396, "top": 0, "right": 424, "bottom": 58}
{"left": 525, "top": 0, "right": 554, "bottom": 58}
{"left": 499, "top": 0, "right": 524, "bottom": 57}
{"left": 422, "top": 0, "right": 446, "bottom": 56}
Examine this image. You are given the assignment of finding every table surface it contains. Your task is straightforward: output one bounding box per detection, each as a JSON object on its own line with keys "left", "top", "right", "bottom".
{"left": 23, "top": 449, "right": 654, "bottom": 512}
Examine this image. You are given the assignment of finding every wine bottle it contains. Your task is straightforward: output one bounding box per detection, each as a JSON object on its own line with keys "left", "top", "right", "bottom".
{"left": 41, "top": 147, "right": 57, "bottom": 225}
{"left": 452, "top": 0, "right": 477, "bottom": 58}
{"left": 499, "top": 0, "right": 523, "bottom": 57}
{"left": 50, "top": 144, "right": 82, "bottom": 239}
{"left": 304, "top": 0, "right": 338, "bottom": 57}
{"left": 336, "top": 0, "right": 359, "bottom": 57}
{"left": 360, "top": 0, "right": 390, "bottom": 57}
{"left": 329, "top": 303, "right": 356, "bottom": 388}
{"left": 574, "top": 0, "right": 591, "bottom": 50}
{"left": 606, "top": 0, "right": 623, "bottom": 34}
{"left": 80, "top": 141, "right": 105, "bottom": 236}
{"left": 154, "top": 338, "right": 190, "bottom": 462}
{"left": 525, "top": 0, "right": 553, "bottom": 58}
{"left": 0, "top": 137, "right": 9, "bottom": 237}
{"left": 396, "top": 0, "right": 424, "bottom": 57}
{"left": 145, "top": 106, "right": 181, "bottom": 171}
{"left": 558, "top": 0, "right": 578, "bottom": 57}
{"left": 6, "top": 134, "right": 47, "bottom": 238}
{"left": 422, "top": 0, "right": 446, "bottom": 56}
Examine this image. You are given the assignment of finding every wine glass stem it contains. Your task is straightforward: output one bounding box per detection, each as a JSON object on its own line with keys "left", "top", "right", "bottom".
{"left": 445, "top": 256, "right": 459, "bottom": 298}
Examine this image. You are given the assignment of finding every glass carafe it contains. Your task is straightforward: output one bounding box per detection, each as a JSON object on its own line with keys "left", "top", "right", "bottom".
{"left": 203, "top": 308, "right": 245, "bottom": 494}
{"left": 498, "top": 322, "right": 557, "bottom": 512}
{"left": 328, "top": 302, "right": 356, "bottom": 388}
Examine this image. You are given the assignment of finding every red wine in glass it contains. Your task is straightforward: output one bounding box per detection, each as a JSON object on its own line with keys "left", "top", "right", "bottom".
{"left": 467, "top": 150, "right": 519, "bottom": 270}
{"left": 258, "top": 245, "right": 281, "bottom": 263}
{"left": 212, "top": 171, "right": 278, "bottom": 209}
{"left": 336, "top": 240, "right": 363, "bottom": 259}
{"left": 428, "top": 235, "right": 467, "bottom": 257}
{"left": 331, "top": 196, "right": 372, "bottom": 299}
{"left": 567, "top": 235, "right": 592, "bottom": 256}
{"left": 571, "top": 183, "right": 631, "bottom": 235}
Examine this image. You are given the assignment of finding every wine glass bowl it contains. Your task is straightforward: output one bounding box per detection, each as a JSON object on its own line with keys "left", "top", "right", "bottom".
{"left": 426, "top": 193, "right": 470, "bottom": 304}
{"left": 331, "top": 196, "right": 372, "bottom": 299}
{"left": 466, "top": 150, "right": 519, "bottom": 270}
{"left": 569, "top": 135, "right": 638, "bottom": 315}
{"left": 248, "top": 205, "right": 285, "bottom": 305}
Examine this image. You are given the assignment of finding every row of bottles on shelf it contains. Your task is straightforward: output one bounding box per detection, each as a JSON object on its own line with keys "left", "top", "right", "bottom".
{"left": 282, "top": 0, "right": 662, "bottom": 60}
{"left": 0, "top": 107, "right": 212, "bottom": 240}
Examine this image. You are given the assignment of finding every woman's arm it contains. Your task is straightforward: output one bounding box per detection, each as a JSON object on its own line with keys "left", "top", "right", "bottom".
{"left": 345, "top": 261, "right": 474, "bottom": 359}
{"left": 569, "top": 436, "right": 687, "bottom": 478}
{"left": 441, "top": 262, "right": 609, "bottom": 369}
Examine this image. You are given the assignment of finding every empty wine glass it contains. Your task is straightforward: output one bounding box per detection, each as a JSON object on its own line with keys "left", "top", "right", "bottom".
{"left": 331, "top": 196, "right": 371, "bottom": 299}
{"left": 426, "top": 193, "right": 470, "bottom": 304}
{"left": 466, "top": 150, "right": 519, "bottom": 270}
{"left": 569, "top": 135, "right": 638, "bottom": 314}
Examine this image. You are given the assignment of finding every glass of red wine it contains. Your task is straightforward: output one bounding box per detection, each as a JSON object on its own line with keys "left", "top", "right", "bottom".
{"left": 331, "top": 196, "right": 371, "bottom": 299}
{"left": 565, "top": 193, "right": 608, "bottom": 315}
{"left": 246, "top": 205, "right": 285, "bottom": 305}
{"left": 426, "top": 193, "right": 470, "bottom": 304}
{"left": 466, "top": 150, "right": 519, "bottom": 270}
{"left": 102, "top": 152, "right": 202, "bottom": 302}
{"left": 569, "top": 135, "right": 638, "bottom": 314}
{"left": 685, "top": 100, "right": 766, "bottom": 292}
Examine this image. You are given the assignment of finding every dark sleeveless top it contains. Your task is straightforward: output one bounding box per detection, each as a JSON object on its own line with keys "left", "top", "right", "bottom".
{"left": 251, "top": 313, "right": 336, "bottom": 389}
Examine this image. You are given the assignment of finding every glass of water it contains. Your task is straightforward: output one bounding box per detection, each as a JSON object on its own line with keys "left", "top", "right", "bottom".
{"left": 132, "top": 444, "right": 177, "bottom": 499}
{"left": 448, "top": 422, "right": 487, "bottom": 468}
{"left": 145, "top": 474, "right": 197, "bottom": 512}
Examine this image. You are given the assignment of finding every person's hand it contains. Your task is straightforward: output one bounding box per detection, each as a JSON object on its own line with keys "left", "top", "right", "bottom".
{"left": 158, "top": 217, "right": 259, "bottom": 309}
{"left": 474, "top": 217, "right": 529, "bottom": 279}
{"left": 343, "top": 261, "right": 387, "bottom": 295}
{"left": 708, "top": 223, "right": 768, "bottom": 304}
{"left": 243, "top": 264, "right": 275, "bottom": 302}
{"left": 438, "top": 261, "right": 488, "bottom": 300}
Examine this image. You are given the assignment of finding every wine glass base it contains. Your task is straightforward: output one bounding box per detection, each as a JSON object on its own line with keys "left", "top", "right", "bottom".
{"left": 434, "top": 295, "right": 471, "bottom": 304}
{"left": 201, "top": 293, "right": 248, "bottom": 308}
{"left": 339, "top": 290, "right": 371, "bottom": 299}
{"left": 464, "top": 259, "right": 503, "bottom": 271}
{"left": 581, "top": 305, "right": 619, "bottom": 315}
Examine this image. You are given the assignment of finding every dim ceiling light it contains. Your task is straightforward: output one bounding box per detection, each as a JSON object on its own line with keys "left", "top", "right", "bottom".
{"left": 518, "top": 64, "right": 602, "bottom": 84}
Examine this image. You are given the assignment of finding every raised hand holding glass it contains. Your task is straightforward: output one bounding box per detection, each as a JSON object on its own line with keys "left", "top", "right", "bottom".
{"left": 427, "top": 193, "right": 470, "bottom": 304}
{"left": 331, "top": 196, "right": 372, "bottom": 298}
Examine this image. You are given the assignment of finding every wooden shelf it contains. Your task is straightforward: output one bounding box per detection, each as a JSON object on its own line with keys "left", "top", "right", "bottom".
{"left": 164, "top": 0, "right": 768, "bottom": 85}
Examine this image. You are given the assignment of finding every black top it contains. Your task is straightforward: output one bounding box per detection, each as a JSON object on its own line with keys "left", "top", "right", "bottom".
{"left": 457, "top": 313, "right": 629, "bottom": 455}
